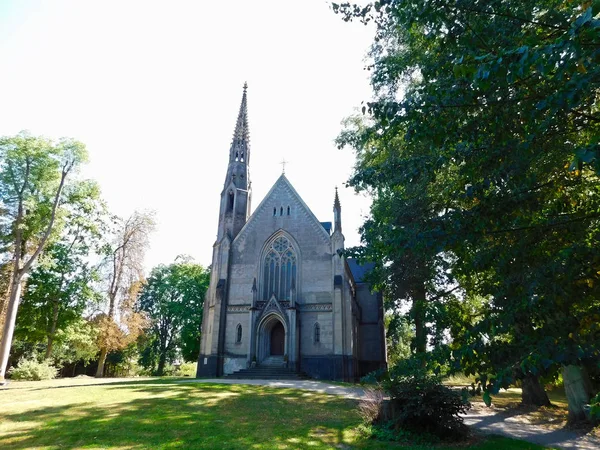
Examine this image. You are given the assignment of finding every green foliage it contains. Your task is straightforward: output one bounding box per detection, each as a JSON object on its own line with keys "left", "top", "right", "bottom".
{"left": 385, "top": 314, "right": 413, "bottom": 365}
{"left": 335, "top": 0, "right": 600, "bottom": 412}
{"left": 15, "top": 186, "right": 107, "bottom": 358}
{"left": 0, "top": 131, "right": 90, "bottom": 377}
{"left": 137, "top": 258, "right": 209, "bottom": 375}
{"left": 177, "top": 362, "right": 197, "bottom": 377}
{"left": 590, "top": 392, "right": 600, "bottom": 421}
{"left": 0, "top": 131, "right": 88, "bottom": 254}
{"left": 8, "top": 357, "right": 58, "bottom": 381}
{"left": 357, "top": 422, "right": 439, "bottom": 445}
{"left": 374, "top": 360, "right": 471, "bottom": 440}
{"left": 51, "top": 319, "right": 99, "bottom": 367}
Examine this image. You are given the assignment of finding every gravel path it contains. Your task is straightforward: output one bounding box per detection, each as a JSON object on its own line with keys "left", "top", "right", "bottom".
{"left": 188, "top": 378, "right": 600, "bottom": 450}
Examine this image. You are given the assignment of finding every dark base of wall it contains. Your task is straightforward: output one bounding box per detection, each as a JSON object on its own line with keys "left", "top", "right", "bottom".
{"left": 358, "top": 360, "right": 387, "bottom": 378}
{"left": 196, "top": 354, "right": 219, "bottom": 378}
{"left": 300, "top": 356, "right": 356, "bottom": 382}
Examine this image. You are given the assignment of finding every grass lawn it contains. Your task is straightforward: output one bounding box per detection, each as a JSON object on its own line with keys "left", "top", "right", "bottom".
{"left": 0, "top": 378, "right": 550, "bottom": 449}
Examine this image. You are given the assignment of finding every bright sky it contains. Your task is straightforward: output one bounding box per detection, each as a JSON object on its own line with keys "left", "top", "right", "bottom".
{"left": 0, "top": 0, "right": 375, "bottom": 271}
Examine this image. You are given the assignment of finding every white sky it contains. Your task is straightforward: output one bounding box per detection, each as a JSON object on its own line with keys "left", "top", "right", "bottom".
{"left": 0, "top": 0, "right": 375, "bottom": 271}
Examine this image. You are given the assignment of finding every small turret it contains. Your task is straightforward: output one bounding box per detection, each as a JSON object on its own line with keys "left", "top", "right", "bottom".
{"left": 333, "top": 187, "right": 342, "bottom": 233}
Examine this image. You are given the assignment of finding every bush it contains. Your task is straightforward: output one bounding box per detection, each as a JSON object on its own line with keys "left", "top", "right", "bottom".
{"left": 177, "top": 362, "right": 197, "bottom": 377}
{"left": 358, "top": 388, "right": 384, "bottom": 424}
{"left": 590, "top": 392, "right": 600, "bottom": 421}
{"left": 8, "top": 357, "right": 59, "bottom": 381}
{"left": 372, "top": 360, "right": 471, "bottom": 441}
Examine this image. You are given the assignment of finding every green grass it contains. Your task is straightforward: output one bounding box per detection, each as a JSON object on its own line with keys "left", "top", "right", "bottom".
{"left": 0, "top": 378, "right": 550, "bottom": 449}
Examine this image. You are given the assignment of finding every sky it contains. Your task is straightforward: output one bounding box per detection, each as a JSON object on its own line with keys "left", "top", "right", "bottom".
{"left": 0, "top": 0, "right": 375, "bottom": 271}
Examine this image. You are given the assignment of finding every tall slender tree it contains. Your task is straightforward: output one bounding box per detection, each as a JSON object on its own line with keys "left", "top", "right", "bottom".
{"left": 15, "top": 180, "right": 107, "bottom": 359}
{"left": 95, "top": 211, "right": 155, "bottom": 377}
{"left": 0, "top": 132, "right": 87, "bottom": 380}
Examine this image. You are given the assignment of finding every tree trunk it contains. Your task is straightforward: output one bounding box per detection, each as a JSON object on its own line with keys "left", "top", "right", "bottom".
{"left": 521, "top": 374, "right": 551, "bottom": 407}
{"left": 157, "top": 351, "right": 167, "bottom": 376}
{"left": 96, "top": 347, "right": 108, "bottom": 378}
{"left": 563, "top": 365, "right": 592, "bottom": 423}
{"left": 0, "top": 275, "right": 23, "bottom": 380}
{"left": 412, "top": 282, "right": 427, "bottom": 356}
{"left": 45, "top": 299, "right": 60, "bottom": 359}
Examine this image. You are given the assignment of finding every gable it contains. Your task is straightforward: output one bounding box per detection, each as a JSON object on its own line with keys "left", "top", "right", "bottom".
{"left": 233, "top": 174, "right": 331, "bottom": 248}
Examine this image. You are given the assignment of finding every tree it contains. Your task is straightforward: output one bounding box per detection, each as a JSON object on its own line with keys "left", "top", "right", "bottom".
{"left": 335, "top": 0, "right": 599, "bottom": 419}
{"left": 51, "top": 318, "right": 99, "bottom": 375}
{"left": 15, "top": 180, "right": 106, "bottom": 359}
{"left": 95, "top": 211, "right": 155, "bottom": 377}
{"left": 0, "top": 131, "right": 87, "bottom": 380}
{"left": 138, "top": 258, "right": 209, "bottom": 375}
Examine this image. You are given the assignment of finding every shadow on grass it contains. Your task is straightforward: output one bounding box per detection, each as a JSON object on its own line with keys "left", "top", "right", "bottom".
{"left": 2, "top": 378, "right": 166, "bottom": 392}
{"left": 0, "top": 380, "right": 366, "bottom": 450}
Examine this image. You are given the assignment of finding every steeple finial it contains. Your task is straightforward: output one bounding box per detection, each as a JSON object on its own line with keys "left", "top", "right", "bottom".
{"left": 230, "top": 83, "right": 250, "bottom": 163}
{"left": 333, "top": 187, "right": 342, "bottom": 233}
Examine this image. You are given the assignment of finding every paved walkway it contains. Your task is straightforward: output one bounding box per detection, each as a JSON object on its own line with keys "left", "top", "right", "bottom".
{"left": 182, "top": 378, "right": 367, "bottom": 398}
{"left": 462, "top": 407, "right": 599, "bottom": 450}
{"left": 186, "top": 378, "right": 600, "bottom": 450}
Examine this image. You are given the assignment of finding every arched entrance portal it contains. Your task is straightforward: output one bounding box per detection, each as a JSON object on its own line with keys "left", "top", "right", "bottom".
{"left": 256, "top": 314, "right": 287, "bottom": 363}
{"left": 270, "top": 322, "right": 285, "bottom": 355}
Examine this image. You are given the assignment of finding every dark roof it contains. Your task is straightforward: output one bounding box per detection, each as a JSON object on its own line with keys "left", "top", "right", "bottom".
{"left": 320, "top": 221, "right": 332, "bottom": 235}
{"left": 346, "top": 259, "right": 375, "bottom": 283}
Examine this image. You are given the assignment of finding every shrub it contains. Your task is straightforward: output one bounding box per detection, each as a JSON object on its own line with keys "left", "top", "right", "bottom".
{"left": 177, "top": 362, "right": 197, "bottom": 377}
{"left": 8, "top": 357, "right": 59, "bottom": 381}
{"left": 590, "top": 392, "right": 600, "bottom": 421}
{"left": 358, "top": 388, "right": 384, "bottom": 423}
{"left": 374, "top": 360, "right": 471, "bottom": 441}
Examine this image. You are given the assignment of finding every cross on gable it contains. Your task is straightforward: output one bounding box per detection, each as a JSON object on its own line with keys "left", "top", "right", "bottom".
{"left": 280, "top": 158, "right": 288, "bottom": 174}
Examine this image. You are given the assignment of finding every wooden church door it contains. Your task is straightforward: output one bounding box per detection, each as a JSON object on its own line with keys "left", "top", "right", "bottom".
{"left": 270, "top": 322, "right": 285, "bottom": 356}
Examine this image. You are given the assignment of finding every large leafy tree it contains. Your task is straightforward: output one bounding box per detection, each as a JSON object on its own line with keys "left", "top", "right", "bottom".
{"left": 335, "top": 0, "right": 600, "bottom": 421}
{"left": 0, "top": 131, "right": 87, "bottom": 380}
{"left": 138, "top": 258, "right": 209, "bottom": 375}
{"left": 15, "top": 180, "right": 107, "bottom": 359}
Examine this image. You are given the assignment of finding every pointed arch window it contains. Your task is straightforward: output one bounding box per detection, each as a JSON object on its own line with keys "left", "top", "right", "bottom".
{"left": 314, "top": 323, "right": 320, "bottom": 344}
{"left": 262, "top": 236, "right": 297, "bottom": 301}
{"left": 236, "top": 324, "right": 242, "bottom": 343}
{"left": 228, "top": 191, "right": 234, "bottom": 211}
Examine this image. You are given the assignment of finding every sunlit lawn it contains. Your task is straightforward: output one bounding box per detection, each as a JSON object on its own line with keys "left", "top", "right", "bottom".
{"left": 0, "top": 378, "right": 550, "bottom": 449}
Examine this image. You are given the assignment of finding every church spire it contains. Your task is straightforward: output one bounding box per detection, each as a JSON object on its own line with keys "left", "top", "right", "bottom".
{"left": 333, "top": 187, "right": 342, "bottom": 233}
{"left": 230, "top": 82, "right": 250, "bottom": 164}
{"left": 217, "top": 83, "right": 252, "bottom": 241}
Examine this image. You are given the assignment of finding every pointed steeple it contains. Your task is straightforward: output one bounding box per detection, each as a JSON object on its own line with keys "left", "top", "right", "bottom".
{"left": 333, "top": 187, "right": 342, "bottom": 233}
{"left": 230, "top": 82, "right": 250, "bottom": 164}
{"left": 217, "top": 83, "right": 252, "bottom": 241}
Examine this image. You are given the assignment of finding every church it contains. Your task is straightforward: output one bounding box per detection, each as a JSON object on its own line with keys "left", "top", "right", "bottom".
{"left": 196, "top": 84, "right": 387, "bottom": 381}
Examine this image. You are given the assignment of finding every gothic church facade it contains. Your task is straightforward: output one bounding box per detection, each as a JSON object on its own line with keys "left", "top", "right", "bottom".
{"left": 197, "top": 85, "right": 386, "bottom": 381}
